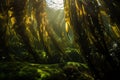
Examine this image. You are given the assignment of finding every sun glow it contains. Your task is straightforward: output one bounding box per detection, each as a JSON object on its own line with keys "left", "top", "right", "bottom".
{"left": 46, "top": 0, "right": 64, "bottom": 9}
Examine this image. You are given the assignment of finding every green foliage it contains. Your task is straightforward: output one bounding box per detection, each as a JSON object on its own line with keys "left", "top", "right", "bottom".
{"left": 0, "top": 0, "right": 120, "bottom": 80}
{"left": 0, "top": 62, "right": 93, "bottom": 80}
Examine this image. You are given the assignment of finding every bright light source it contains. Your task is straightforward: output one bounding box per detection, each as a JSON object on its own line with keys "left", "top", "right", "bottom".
{"left": 46, "top": 0, "right": 64, "bottom": 9}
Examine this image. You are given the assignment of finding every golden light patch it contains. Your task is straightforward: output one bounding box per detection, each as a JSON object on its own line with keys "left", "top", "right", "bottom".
{"left": 45, "top": 31, "right": 48, "bottom": 37}
{"left": 82, "top": 5, "right": 86, "bottom": 15}
{"left": 79, "top": 9, "right": 83, "bottom": 16}
{"left": 112, "top": 24, "right": 120, "bottom": 37}
{"left": 11, "top": 17, "right": 16, "bottom": 25}
{"left": 75, "top": 0, "right": 79, "bottom": 10}
{"left": 65, "top": 22, "right": 69, "bottom": 33}
{"left": 8, "top": 10, "right": 13, "bottom": 17}
{"left": 25, "top": 17, "right": 31, "bottom": 24}
{"left": 100, "top": 10, "right": 107, "bottom": 16}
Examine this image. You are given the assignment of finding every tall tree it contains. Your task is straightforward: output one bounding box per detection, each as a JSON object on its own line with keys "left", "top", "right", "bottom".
{"left": 64, "top": 0, "right": 120, "bottom": 79}
{"left": 11, "top": 0, "right": 41, "bottom": 63}
{"left": 0, "top": 0, "right": 12, "bottom": 61}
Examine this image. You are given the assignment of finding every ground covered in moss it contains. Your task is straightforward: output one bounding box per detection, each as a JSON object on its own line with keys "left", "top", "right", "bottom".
{"left": 0, "top": 62, "right": 93, "bottom": 80}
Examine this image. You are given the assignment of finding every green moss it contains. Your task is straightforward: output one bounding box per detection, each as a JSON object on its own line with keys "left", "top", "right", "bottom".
{"left": 37, "top": 69, "right": 50, "bottom": 79}
{"left": 0, "top": 62, "right": 94, "bottom": 80}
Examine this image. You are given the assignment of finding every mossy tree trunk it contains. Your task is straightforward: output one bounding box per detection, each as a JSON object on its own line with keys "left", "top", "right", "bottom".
{"left": 64, "top": 0, "right": 120, "bottom": 79}
{"left": 0, "top": 0, "right": 12, "bottom": 61}
{"left": 11, "top": 0, "right": 41, "bottom": 63}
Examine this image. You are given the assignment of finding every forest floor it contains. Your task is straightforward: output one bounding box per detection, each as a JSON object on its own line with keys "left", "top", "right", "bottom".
{"left": 0, "top": 61, "right": 93, "bottom": 80}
